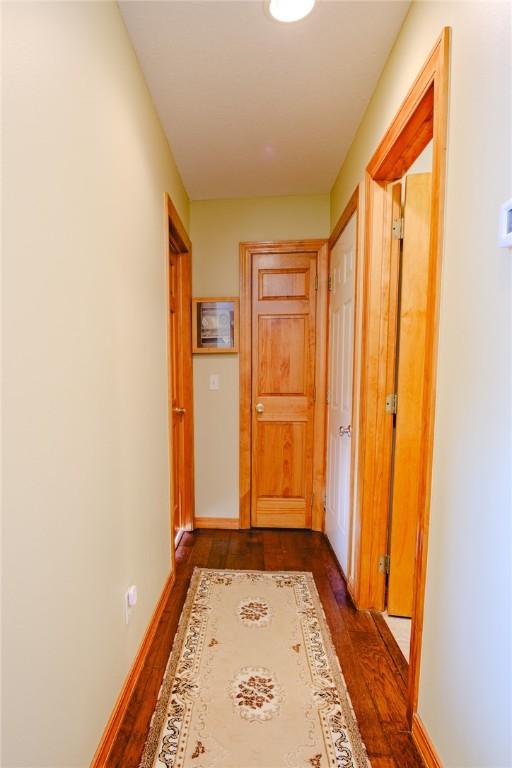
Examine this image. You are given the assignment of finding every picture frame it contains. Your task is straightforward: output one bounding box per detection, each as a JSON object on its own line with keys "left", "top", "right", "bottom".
{"left": 192, "top": 297, "right": 239, "bottom": 354}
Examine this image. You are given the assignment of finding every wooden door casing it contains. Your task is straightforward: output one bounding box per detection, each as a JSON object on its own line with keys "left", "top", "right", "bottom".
{"left": 239, "top": 240, "right": 328, "bottom": 531}
{"left": 169, "top": 251, "right": 183, "bottom": 540}
{"left": 345, "top": 29, "right": 449, "bottom": 726}
{"left": 166, "top": 194, "right": 194, "bottom": 547}
{"left": 251, "top": 252, "right": 317, "bottom": 528}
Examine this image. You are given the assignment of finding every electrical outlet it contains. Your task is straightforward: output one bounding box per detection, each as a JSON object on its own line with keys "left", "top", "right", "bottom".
{"left": 125, "top": 584, "right": 137, "bottom": 625}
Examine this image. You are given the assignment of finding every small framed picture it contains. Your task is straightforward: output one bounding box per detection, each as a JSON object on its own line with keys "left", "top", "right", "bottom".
{"left": 192, "top": 297, "right": 239, "bottom": 354}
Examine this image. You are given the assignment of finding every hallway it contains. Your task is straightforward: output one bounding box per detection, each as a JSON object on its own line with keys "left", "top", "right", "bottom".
{"left": 109, "top": 530, "right": 423, "bottom": 768}
{"left": 2, "top": 2, "right": 511, "bottom": 766}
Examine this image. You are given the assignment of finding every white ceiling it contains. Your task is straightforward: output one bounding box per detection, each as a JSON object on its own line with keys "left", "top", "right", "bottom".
{"left": 120, "top": 1, "right": 410, "bottom": 200}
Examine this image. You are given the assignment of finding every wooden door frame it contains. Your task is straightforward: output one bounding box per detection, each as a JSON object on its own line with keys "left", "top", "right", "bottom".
{"left": 165, "top": 194, "right": 195, "bottom": 545}
{"left": 353, "top": 28, "right": 450, "bottom": 726}
{"left": 326, "top": 186, "right": 360, "bottom": 590}
{"left": 239, "top": 239, "right": 329, "bottom": 531}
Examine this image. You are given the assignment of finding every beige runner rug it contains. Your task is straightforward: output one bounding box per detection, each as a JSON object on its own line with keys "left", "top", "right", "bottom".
{"left": 140, "top": 569, "right": 370, "bottom": 768}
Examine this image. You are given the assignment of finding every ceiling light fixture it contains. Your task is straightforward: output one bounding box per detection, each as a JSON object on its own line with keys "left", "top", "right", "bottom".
{"left": 268, "top": 0, "right": 316, "bottom": 23}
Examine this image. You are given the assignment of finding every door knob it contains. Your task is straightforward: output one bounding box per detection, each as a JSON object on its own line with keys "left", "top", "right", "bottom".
{"left": 173, "top": 406, "right": 186, "bottom": 415}
{"left": 255, "top": 403, "right": 265, "bottom": 414}
{"left": 339, "top": 424, "right": 351, "bottom": 437}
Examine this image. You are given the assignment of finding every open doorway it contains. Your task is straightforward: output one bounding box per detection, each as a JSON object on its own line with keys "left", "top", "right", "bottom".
{"left": 384, "top": 141, "right": 433, "bottom": 661}
{"left": 347, "top": 29, "right": 450, "bottom": 731}
{"left": 166, "top": 195, "right": 195, "bottom": 547}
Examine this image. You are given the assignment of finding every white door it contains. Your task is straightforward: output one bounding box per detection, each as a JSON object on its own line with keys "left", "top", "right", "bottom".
{"left": 325, "top": 214, "right": 356, "bottom": 576}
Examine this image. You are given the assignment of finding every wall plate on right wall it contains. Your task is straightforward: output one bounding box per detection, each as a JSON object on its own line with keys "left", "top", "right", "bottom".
{"left": 498, "top": 198, "right": 512, "bottom": 247}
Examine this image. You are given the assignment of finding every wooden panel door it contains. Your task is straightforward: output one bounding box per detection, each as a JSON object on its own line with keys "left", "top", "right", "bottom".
{"left": 325, "top": 214, "right": 356, "bottom": 575}
{"left": 387, "top": 172, "right": 432, "bottom": 616}
{"left": 251, "top": 251, "right": 317, "bottom": 528}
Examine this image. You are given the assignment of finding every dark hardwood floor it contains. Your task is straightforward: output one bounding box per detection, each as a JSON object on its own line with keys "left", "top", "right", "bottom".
{"left": 106, "top": 529, "right": 424, "bottom": 768}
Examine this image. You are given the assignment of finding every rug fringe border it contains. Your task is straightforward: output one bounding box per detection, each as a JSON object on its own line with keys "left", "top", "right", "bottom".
{"left": 303, "top": 571, "right": 371, "bottom": 768}
{"left": 138, "top": 569, "right": 203, "bottom": 768}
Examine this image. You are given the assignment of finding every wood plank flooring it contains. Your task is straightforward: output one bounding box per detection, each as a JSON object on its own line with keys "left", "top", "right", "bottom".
{"left": 106, "top": 530, "right": 424, "bottom": 768}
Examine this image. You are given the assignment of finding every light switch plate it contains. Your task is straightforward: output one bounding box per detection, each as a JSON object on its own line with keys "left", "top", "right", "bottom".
{"left": 209, "top": 374, "right": 220, "bottom": 391}
{"left": 499, "top": 198, "right": 512, "bottom": 247}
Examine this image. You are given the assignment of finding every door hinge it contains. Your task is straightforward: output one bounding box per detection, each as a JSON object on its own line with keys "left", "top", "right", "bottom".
{"left": 385, "top": 393, "right": 398, "bottom": 414}
{"left": 392, "top": 216, "right": 404, "bottom": 240}
{"left": 313, "top": 386, "right": 316, "bottom": 402}
{"left": 315, "top": 272, "right": 319, "bottom": 290}
{"left": 328, "top": 274, "right": 333, "bottom": 292}
{"left": 378, "top": 554, "right": 391, "bottom": 574}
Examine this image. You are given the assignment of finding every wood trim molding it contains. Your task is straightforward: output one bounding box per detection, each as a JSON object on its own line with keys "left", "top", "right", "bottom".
{"left": 408, "top": 26, "right": 450, "bottom": 724}
{"left": 239, "top": 239, "right": 329, "bottom": 531}
{"left": 239, "top": 243, "right": 252, "bottom": 530}
{"left": 166, "top": 194, "right": 195, "bottom": 537}
{"left": 367, "top": 36, "right": 440, "bottom": 182}
{"left": 193, "top": 517, "right": 240, "bottom": 530}
{"left": 312, "top": 241, "right": 329, "bottom": 531}
{"left": 412, "top": 714, "right": 443, "bottom": 768}
{"left": 90, "top": 571, "right": 176, "bottom": 767}
{"left": 329, "top": 185, "right": 359, "bottom": 250}
{"left": 351, "top": 26, "right": 450, "bottom": 729}
{"left": 166, "top": 194, "right": 191, "bottom": 253}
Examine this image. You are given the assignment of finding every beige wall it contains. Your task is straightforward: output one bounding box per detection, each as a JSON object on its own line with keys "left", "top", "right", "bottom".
{"left": 2, "top": 3, "right": 189, "bottom": 766}
{"left": 331, "top": 3, "right": 511, "bottom": 765}
{"left": 191, "top": 195, "right": 329, "bottom": 519}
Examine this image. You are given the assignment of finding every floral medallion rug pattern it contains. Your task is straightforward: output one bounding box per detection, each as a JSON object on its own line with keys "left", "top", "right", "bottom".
{"left": 139, "top": 569, "right": 371, "bottom": 768}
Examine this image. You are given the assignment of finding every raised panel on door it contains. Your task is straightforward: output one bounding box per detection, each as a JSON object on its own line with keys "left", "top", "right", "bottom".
{"left": 258, "top": 316, "right": 307, "bottom": 394}
{"left": 325, "top": 215, "right": 356, "bottom": 575}
{"left": 259, "top": 268, "right": 309, "bottom": 300}
{"left": 387, "top": 172, "right": 432, "bottom": 617}
{"left": 251, "top": 252, "right": 317, "bottom": 528}
{"left": 257, "top": 422, "right": 306, "bottom": 497}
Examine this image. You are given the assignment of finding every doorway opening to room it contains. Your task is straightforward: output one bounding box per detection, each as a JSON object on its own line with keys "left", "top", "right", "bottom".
{"left": 325, "top": 29, "right": 449, "bottom": 732}
{"left": 166, "top": 194, "right": 195, "bottom": 547}
{"left": 382, "top": 141, "right": 433, "bottom": 663}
